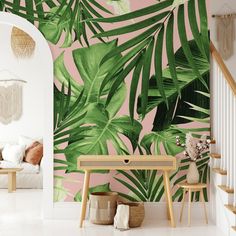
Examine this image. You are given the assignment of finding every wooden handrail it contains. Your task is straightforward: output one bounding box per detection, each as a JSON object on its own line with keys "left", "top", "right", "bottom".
{"left": 210, "top": 41, "right": 236, "bottom": 96}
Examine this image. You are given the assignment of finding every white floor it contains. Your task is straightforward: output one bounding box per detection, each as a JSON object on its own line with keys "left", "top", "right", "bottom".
{"left": 0, "top": 190, "right": 226, "bottom": 236}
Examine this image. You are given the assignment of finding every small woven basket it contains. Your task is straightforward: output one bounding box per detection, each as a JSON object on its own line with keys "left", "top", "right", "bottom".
{"left": 89, "top": 192, "right": 118, "bottom": 225}
{"left": 118, "top": 202, "right": 145, "bottom": 228}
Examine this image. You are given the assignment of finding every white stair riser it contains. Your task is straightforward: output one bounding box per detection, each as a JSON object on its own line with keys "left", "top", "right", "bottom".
{"left": 212, "top": 172, "right": 227, "bottom": 186}
{"left": 211, "top": 159, "right": 221, "bottom": 169}
{"left": 225, "top": 208, "right": 236, "bottom": 227}
{"left": 230, "top": 228, "right": 236, "bottom": 236}
{"left": 217, "top": 188, "right": 234, "bottom": 205}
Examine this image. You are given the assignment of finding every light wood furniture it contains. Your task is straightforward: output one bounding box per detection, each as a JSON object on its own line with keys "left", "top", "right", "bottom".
{"left": 178, "top": 182, "right": 208, "bottom": 226}
{"left": 78, "top": 155, "right": 177, "bottom": 228}
{"left": 0, "top": 168, "right": 23, "bottom": 192}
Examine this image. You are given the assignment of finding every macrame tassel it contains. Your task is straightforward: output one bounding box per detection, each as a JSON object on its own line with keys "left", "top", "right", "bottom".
{"left": 11, "top": 27, "right": 36, "bottom": 59}
{"left": 216, "top": 16, "right": 235, "bottom": 60}
{"left": 0, "top": 83, "right": 23, "bottom": 124}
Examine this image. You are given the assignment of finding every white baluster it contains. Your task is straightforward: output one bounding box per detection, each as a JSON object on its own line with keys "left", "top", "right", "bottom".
{"left": 217, "top": 65, "right": 221, "bottom": 155}
{"left": 214, "top": 60, "right": 218, "bottom": 153}
{"left": 223, "top": 78, "right": 227, "bottom": 173}
{"left": 233, "top": 96, "right": 236, "bottom": 206}
{"left": 226, "top": 84, "right": 230, "bottom": 187}
{"left": 221, "top": 74, "right": 225, "bottom": 171}
{"left": 229, "top": 90, "right": 234, "bottom": 190}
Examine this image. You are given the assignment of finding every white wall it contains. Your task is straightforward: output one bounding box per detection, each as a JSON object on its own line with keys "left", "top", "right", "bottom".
{"left": 0, "top": 12, "right": 54, "bottom": 218}
{"left": 0, "top": 23, "right": 46, "bottom": 143}
{"left": 210, "top": 0, "right": 236, "bottom": 80}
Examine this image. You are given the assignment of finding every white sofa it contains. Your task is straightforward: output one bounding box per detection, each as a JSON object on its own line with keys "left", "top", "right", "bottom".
{"left": 0, "top": 160, "right": 43, "bottom": 189}
{"left": 0, "top": 141, "right": 43, "bottom": 189}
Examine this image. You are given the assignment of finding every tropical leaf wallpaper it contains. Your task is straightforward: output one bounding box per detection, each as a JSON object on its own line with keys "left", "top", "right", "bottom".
{"left": 2, "top": 0, "right": 210, "bottom": 202}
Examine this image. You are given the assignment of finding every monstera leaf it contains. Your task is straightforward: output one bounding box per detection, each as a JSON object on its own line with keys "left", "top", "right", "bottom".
{"left": 54, "top": 53, "right": 83, "bottom": 95}
{"left": 54, "top": 40, "right": 121, "bottom": 101}
{"left": 64, "top": 102, "right": 142, "bottom": 173}
{"left": 72, "top": 40, "right": 121, "bottom": 103}
{"left": 54, "top": 176, "right": 71, "bottom": 202}
{"left": 39, "top": 6, "right": 73, "bottom": 48}
{"left": 53, "top": 41, "right": 135, "bottom": 173}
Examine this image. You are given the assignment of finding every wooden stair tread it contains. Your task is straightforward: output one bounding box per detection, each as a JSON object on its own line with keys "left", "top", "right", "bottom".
{"left": 210, "top": 153, "right": 221, "bottom": 159}
{"left": 232, "top": 226, "right": 236, "bottom": 231}
{"left": 225, "top": 204, "right": 236, "bottom": 214}
{"left": 218, "top": 185, "right": 234, "bottom": 194}
{"left": 212, "top": 168, "right": 227, "bottom": 175}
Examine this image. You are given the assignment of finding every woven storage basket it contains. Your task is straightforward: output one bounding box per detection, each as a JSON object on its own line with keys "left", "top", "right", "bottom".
{"left": 89, "top": 192, "right": 118, "bottom": 225}
{"left": 118, "top": 202, "right": 145, "bottom": 228}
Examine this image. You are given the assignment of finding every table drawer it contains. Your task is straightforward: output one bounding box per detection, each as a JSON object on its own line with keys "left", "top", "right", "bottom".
{"left": 78, "top": 156, "right": 176, "bottom": 170}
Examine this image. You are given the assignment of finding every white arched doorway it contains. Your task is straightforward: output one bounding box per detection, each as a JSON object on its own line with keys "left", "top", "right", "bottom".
{"left": 0, "top": 12, "right": 54, "bottom": 218}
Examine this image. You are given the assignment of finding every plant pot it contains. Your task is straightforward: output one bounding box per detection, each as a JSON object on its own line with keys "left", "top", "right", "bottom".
{"left": 89, "top": 192, "right": 118, "bottom": 225}
{"left": 186, "top": 162, "right": 199, "bottom": 184}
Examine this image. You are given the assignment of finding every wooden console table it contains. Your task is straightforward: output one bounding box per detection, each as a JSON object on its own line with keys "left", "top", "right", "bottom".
{"left": 0, "top": 168, "right": 23, "bottom": 193}
{"left": 78, "top": 155, "right": 177, "bottom": 228}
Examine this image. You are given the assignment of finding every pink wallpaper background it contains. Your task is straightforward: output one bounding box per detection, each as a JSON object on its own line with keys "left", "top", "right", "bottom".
{"left": 52, "top": 0, "right": 211, "bottom": 201}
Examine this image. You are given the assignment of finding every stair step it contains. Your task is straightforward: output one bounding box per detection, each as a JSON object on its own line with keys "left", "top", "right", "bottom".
{"left": 225, "top": 204, "right": 236, "bottom": 214}
{"left": 210, "top": 153, "right": 221, "bottom": 159}
{"left": 218, "top": 185, "right": 234, "bottom": 194}
{"left": 212, "top": 168, "right": 227, "bottom": 175}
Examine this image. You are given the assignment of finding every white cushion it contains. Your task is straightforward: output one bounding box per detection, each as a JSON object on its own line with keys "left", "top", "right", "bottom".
{"left": 2, "top": 144, "right": 25, "bottom": 165}
{"left": 18, "top": 135, "right": 42, "bottom": 149}
{"left": 21, "top": 161, "right": 40, "bottom": 174}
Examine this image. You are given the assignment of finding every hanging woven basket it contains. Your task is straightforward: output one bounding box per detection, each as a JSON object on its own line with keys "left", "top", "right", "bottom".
{"left": 11, "top": 27, "right": 36, "bottom": 58}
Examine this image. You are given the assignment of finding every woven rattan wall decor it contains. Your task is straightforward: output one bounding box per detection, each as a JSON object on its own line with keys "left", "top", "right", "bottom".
{"left": 11, "top": 27, "right": 36, "bottom": 59}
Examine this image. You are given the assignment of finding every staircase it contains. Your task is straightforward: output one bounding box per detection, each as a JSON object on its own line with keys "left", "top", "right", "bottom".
{"left": 210, "top": 42, "right": 236, "bottom": 236}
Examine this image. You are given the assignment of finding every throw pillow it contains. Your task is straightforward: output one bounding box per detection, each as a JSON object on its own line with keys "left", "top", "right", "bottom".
{"left": 2, "top": 144, "right": 25, "bottom": 164}
{"left": 24, "top": 142, "right": 43, "bottom": 165}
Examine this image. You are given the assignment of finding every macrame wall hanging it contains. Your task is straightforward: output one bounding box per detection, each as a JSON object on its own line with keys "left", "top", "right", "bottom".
{"left": 11, "top": 27, "right": 36, "bottom": 59}
{"left": 212, "top": 3, "right": 236, "bottom": 60}
{"left": 0, "top": 70, "right": 26, "bottom": 125}
{"left": 216, "top": 15, "right": 236, "bottom": 60}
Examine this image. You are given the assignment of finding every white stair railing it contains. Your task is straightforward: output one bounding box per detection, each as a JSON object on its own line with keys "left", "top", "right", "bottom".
{"left": 211, "top": 42, "right": 236, "bottom": 206}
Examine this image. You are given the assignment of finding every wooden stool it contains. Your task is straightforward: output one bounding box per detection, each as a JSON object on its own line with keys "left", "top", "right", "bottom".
{"left": 178, "top": 182, "right": 208, "bottom": 226}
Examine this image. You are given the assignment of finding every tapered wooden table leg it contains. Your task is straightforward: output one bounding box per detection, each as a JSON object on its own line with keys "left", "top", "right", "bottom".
{"left": 200, "top": 189, "right": 208, "bottom": 224}
{"left": 8, "top": 173, "right": 13, "bottom": 193}
{"left": 79, "top": 170, "right": 90, "bottom": 228}
{"left": 12, "top": 172, "right": 16, "bottom": 191}
{"left": 163, "top": 174, "right": 170, "bottom": 220}
{"left": 188, "top": 189, "right": 192, "bottom": 227}
{"left": 163, "top": 171, "right": 176, "bottom": 227}
{"left": 180, "top": 189, "right": 186, "bottom": 222}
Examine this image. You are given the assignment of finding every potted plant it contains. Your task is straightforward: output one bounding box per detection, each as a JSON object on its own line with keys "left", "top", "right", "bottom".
{"left": 176, "top": 133, "right": 211, "bottom": 184}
